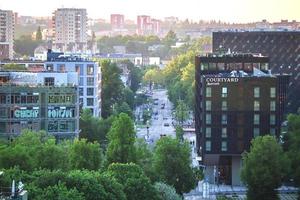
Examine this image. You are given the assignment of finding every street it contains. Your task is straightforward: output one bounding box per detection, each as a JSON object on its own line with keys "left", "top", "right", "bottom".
{"left": 136, "top": 89, "right": 176, "bottom": 144}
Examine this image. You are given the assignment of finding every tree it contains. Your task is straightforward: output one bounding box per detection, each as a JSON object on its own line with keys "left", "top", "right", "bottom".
{"left": 175, "top": 125, "right": 184, "bottom": 141}
{"left": 36, "top": 26, "right": 42, "bottom": 41}
{"left": 14, "top": 35, "right": 43, "bottom": 57}
{"left": 114, "top": 102, "right": 134, "bottom": 119}
{"left": 153, "top": 137, "right": 196, "bottom": 194}
{"left": 175, "top": 100, "right": 189, "bottom": 125}
{"left": 101, "top": 59, "right": 124, "bottom": 118}
{"left": 163, "top": 30, "right": 177, "bottom": 47}
{"left": 35, "top": 183, "right": 84, "bottom": 200}
{"left": 284, "top": 114, "right": 300, "bottom": 198}
{"left": 106, "top": 113, "right": 137, "bottom": 164}
{"left": 154, "top": 182, "right": 181, "bottom": 200}
{"left": 241, "top": 135, "right": 287, "bottom": 200}
{"left": 107, "top": 163, "right": 160, "bottom": 200}
{"left": 122, "top": 87, "right": 135, "bottom": 109}
{"left": 69, "top": 139, "right": 103, "bottom": 170}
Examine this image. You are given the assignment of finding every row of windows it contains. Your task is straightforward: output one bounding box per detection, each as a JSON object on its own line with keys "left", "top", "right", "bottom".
{"left": 205, "top": 100, "right": 276, "bottom": 111}
{"left": 205, "top": 127, "right": 276, "bottom": 138}
{"left": 1, "top": 94, "right": 39, "bottom": 104}
{"left": 79, "top": 77, "right": 94, "bottom": 86}
{"left": 205, "top": 141, "right": 227, "bottom": 152}
{"left": 205, "top": 114, "right": 276, "bottom": 125}
{"left": 201, "top": 62, "right": 269, "bottom": 71}
{"left": 206, "top": 87, "right": 276, "bottom": 98}
{"left": 79, "top": 88, "right": 94, "bottom": 96}
{"left": 48, "top": 121, "right": 75, "bottom": 132}
{"left": 78, "top": 98, "right": 94, "bottom": 106}
{"left": 46, "top": 64, "right": 95, "bottom": 75}
{"left": 205, "top": 127, "right": 227, "bottom": 138}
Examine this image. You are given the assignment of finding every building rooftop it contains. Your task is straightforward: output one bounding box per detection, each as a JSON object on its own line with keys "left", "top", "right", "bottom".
{"left": 202, "top": 68, "right": 274, "bottom": 78}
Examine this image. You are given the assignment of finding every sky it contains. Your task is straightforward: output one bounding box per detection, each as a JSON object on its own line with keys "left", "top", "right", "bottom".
{"left": 0, "top": 0, "right": 299, "bottom": 23}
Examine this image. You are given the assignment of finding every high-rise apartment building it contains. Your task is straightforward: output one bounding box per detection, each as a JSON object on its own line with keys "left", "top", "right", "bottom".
{"left": 53, "top": 8, "right": 87, "bottom": 52}
{"left": 0, "top": 71, "right": 80, "bottom": 140}
{"left": 0, "top": 9, "right": 14, "bottom": 60}
{"left": 212, "top": 31, "right": 300, "bottom": 113}
{"left": 137, "top": 15, "right": 152, "bottom": 35}
{"left": 110, "top": 14, "right": 125, "bottom": 30}
{"left": 195, "top": 53, "right": 289, "bottom": 185}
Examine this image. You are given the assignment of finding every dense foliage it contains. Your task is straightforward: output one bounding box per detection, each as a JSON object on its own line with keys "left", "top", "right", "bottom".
{"left": 241, "top": 135, "right": 287, "bottom": 200}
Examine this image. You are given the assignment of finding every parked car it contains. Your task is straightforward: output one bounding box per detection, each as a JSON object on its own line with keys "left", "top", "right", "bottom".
{"left": 163, "top": 123, "right": 170, "bottom": 127}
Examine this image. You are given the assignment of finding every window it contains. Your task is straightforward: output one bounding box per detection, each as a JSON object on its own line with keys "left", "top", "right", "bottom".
{"left": 206, "top": 87, "right": 211, "bottom": 97}
{"left": 79, "top": 77, "right": 84, "bottom": 86}
{"left": 205, "top": 127, "right": 211, "bottom": 138}
{"left": 205, "top": 141, "right": 211, "bottom": 151}
{"left": 222, "top": 87, "right": 227, "bottom": 97}
{"left": 87, "top": 77, "right": 94, "bottom": 86}
{"left": 44, "top": 77, "right": 55, "bottom": 86}
{"left": 254, "top": 87, "right": 260, "bottom": 98}
{"left": 75, "top": 65, "right": 80, "bottom": 74}
{"left": 254, "top": 128, "right": 260, "bottom": 137}
{"left": 254, "top": 101, "right": 260, "bottom": 111}
{"left": 209, "top": 63, "right": 217, "bottom": 70}
{"left": 201, "top": 63, "right": 209, "bottom": 70}
{"left": 87, "top": 64, "right": 94, "bottom": 75}
{"left": 46, "top": 64, "right": 53, "bottom": 71}
{"left": 254, "top": 114, "right": 260, "bottom": 125}
{"left": 221, "top": 141, "right": 227, "bottom": 151}
{"left": 221, "top": 114, "right": 227, "bottom": 125}
{"left": 87, "top": 98, "right": 94, "bottom": 106}
{"left": 79, "top": 98, "right": 83, "bottom": 104}
{"left": 222, "top": 128, "right": 227, "bottom": 138}
{"left": 270, "top": 101, "right": 276, "bottom": 111}
{"left": 59, "top": 64, "right": 65, "bottom": 72}
{"left": 87, "top": 88, "right": 94, "bottom": 96}
{"left": 206, "top": 114, "right": 211, "bottom": 124}
{"left": 270, "top": 87, "right": 276, "bottom": 98}
{"left": 270, "top": 114, "right": 276, "bottom": 125}
{"left": 79, "top": 88, "right": 83, "bottom": 96}
{"left": 206, "top": 101, "right": 211, "bottom": 111}
{"left": 221, "top": 101, "right": 227, "bottom": 111}
{"left": 0, "top": 94, "right": 6, "bottom": 104}
{"left": 217, "top": 63, "right": 225, "bottom": 70}
{"left": 270, "top": 128, "right": 276, "bottom": 136}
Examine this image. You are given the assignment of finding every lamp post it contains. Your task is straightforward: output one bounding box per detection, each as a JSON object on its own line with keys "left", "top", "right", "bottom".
{"left": 146, "top": 120, "right": 149, "bottom": 139}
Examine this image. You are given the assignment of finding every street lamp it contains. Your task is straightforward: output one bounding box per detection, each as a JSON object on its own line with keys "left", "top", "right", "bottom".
{"left": 146, "top": 120, "right": 150, "bottom": 139}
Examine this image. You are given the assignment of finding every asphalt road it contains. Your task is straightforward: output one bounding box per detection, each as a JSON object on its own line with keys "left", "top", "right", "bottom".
{"left": 136, "top": 89, "right": 176, "bottom": 144}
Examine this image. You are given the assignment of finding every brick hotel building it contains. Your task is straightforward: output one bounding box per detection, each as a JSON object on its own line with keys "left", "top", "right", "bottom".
{"left": 195, "top": 53, "right": 289, "bottom": 185}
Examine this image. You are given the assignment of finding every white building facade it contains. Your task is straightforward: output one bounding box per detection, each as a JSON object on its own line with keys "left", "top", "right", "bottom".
{"left": 0, "top": 9, "right": 14, "bottom": 60}
{"left": 53, "top": 8, "right": 87, "bottom": 53}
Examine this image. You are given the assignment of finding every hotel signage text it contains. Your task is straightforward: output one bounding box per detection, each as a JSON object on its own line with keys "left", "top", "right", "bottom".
{"left": 14, "top": 109, "right": 39, "bottom": 118}
{"left": 206, "top": 78, "right": 239, "bottom": 85}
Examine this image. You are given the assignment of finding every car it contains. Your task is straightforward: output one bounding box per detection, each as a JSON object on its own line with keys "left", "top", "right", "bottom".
{"left": 163, "top": 117, "right": 167, "bottom": 120}
{"left": 163, "top": 123, "right": 170, "bottom": 127}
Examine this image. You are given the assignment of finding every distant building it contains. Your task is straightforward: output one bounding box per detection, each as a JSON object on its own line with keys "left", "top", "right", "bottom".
{"left": 53, "top": 8, "right": 88, "bottom": 53}
{"left": 110, "top": 14, "right": 125, "bottom": 30}
{"left": 34, "top": 46, "right": 48, "bottom": 61}
{"left": 0, "top": 9, "right": 14, "bottom": 60}
{"left": 195, "top": 53, "right": 289, "bottom": 186}
{"left": 45, "top": 51, "right": 101, "bottom": 117}
{"left": 151, "top": 19, "right": 161, "bottom": 35}
{"left": 137, "top": 15, "right": 152, "bottom": 35}
{"left": 0, "top": 71, "right": 79, "bottom": 140}
{"left": 212, "top": 31, "right": 300, "bottom": 113}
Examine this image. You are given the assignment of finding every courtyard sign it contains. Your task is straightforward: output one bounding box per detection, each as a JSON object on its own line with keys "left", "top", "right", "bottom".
{"left": 206, "top": 77, "right": 239, "bottom": 85}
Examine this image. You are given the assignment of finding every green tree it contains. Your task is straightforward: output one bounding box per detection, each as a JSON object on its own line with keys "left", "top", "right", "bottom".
{"left": 163, "top": 30, "right": 177, "bottom": 47}
{"left": 153, "top": 137, "right": 196, "bottom": 194}
{"left": 175, "top": 100, "right": 189, "bottom": 125}
{"left": 175, "top": 125, "right": 184, "bottom": 141}
{"left": 154, "top": 182, "right": 182, "bottom": 200}
{"left": 122, "top": 87, "right": 135, "bottom": 109}
{"left": 106, "top": 113, "right": 137, "bottom": 164}
{"left": 107, "top": 163, "right": 160, "bottom": 200}
{"left": 241, "top": 135, "right": 287, "bottom": 200}
{"left": 36, "top": 26, "right": 42, "bottom": 41}
{"left": 284, "top": 114, "right": 300, "bottom": 198}
{"left": 35, "top": 183, "right": 84, "bottom": 200}
{"left": 69, "top": 139, "right": 103, "bottom": 170}
{"left": 114, "top": 102, "right": 134, "bottom": 119}
{"left": 14, "top": 35, "right": 43, "bottom": 57}
{"left": 101, "top": 59, "right": 124, "bottom": 118}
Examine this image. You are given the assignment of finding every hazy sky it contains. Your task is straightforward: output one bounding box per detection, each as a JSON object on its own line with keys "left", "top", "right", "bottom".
{"left": 1, "top": 0, "right": 299, "bottom": 23}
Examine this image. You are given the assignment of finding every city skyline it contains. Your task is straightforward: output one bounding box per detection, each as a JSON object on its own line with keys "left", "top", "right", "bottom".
{"left": 1, "top": 0, "right": 300, "bottom": 23}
